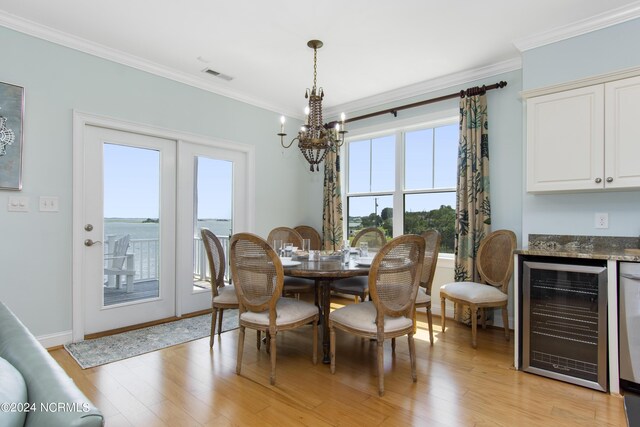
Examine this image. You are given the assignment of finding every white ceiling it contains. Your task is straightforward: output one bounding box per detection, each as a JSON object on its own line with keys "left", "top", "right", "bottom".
{"left": 0, "top": 0, "right": 639, "bottom": 119}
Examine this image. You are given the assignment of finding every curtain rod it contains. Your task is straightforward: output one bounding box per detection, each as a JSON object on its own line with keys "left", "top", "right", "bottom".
{"left": 344, "top": 81, "right": 508, "bottom": 124}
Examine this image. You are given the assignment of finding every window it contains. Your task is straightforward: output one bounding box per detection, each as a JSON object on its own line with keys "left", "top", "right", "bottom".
{"left": 346, "top": 118, "right": 458, "bottom": 253}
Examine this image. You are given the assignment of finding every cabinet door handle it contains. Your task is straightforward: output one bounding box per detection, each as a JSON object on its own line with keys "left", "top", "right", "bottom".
{"left": 606, "top": 177, "right": 613, "bottom": 183}
{"left": 595, "top": 178, "right": 602, "bottom": 183}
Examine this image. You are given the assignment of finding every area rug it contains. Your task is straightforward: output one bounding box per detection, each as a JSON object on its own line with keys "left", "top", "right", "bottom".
{"left": 64, "top": 310, "right": 238, "bottom": 369}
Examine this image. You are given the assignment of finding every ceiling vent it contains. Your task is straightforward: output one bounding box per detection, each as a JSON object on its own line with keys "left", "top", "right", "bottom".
{"left": 202, "top": 68, "right": 234, "bottom": 81}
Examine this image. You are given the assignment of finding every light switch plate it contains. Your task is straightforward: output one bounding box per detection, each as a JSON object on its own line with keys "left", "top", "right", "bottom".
{"left": 7, "top": 196, "right": 29, "bottom": 212}
{"left": 39, "top": 196, "right": 59, "bottom": 212}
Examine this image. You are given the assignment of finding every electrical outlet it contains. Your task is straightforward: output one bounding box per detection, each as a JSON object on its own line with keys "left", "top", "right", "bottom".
{"left": 595, "top": 212, "right": 609, "bottom": 229}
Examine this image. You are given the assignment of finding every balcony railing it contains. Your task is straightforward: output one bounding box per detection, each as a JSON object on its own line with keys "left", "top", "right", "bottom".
{"left": 104, "top": 234, "right": 231, "bottom": 284}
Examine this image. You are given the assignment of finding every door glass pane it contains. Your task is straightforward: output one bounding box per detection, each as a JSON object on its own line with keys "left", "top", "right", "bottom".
{"left": 404, "top": 192, "right": 456, "bottom": 253}
{"left": 193, "top": 157, "right": 233, "bottom": 290}
{"left": 103, "top": 144, "right": 160, "bottom": 306}
{"left": 346, "top": 195, "right": 392, "bottom": 241}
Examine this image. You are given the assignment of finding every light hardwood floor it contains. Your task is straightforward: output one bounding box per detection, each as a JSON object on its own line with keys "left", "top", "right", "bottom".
{"left": 51, "top": 299, "right": 627, "bottom": 426}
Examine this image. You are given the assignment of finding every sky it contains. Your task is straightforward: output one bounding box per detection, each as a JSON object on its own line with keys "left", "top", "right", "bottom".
{"left": 347, "top": 123, "right": 458, "bottom": 217}
{"left": 103, "top": 143, "right": 232, "bottom": 219}
{"left": 103, "top": 123, "right": 457, "bottom": 220}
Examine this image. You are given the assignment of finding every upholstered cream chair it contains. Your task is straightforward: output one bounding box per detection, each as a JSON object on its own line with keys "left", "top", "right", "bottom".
{"left": 439, "top": 229, "right": 517, "bottom": 348}
{"left": 329, "top": 234, "right": 425, "bottom": 396}
{"left": 330, "top": 227, "right": 387, "bottom": 303}
{"left": 201, "top": 228, "right": 238, "bottom": 348}
{"left": 229, "top": 232, "right": 319, "bottom": 385}
{"left": 294, "top": 225, "right": 322, "bottom": 250}
{"left": 414, "top": 230, "right": 442, "bottom": 345}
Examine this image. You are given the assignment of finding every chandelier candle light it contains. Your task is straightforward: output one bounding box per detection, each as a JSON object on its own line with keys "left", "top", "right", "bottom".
{"left": 278, "top": 40, "right": 347, "bottom": 171}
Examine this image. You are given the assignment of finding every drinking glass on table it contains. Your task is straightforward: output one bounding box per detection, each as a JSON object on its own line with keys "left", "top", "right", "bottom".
{"left": 284, "top": 242, "right": 293, "bottom": 257}
{"left": 359, "top": 242, "right": 369, "bottom": 258}
{"left": 302, "top": 238, "right": 311, "bottom": 254}
{"left": 272, "top": 240, "right": 283, "bottom": 256}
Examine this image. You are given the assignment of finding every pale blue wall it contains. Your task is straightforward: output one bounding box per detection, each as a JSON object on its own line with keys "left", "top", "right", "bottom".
{"left": 521, "top": 18, "right": 640, "bottom": 243}
{"left": 0, "top": 26, "right": 320, "bottom": 336}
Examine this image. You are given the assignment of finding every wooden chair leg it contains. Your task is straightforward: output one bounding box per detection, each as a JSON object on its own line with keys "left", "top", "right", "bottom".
{"left": 217, "top": 309, "right": 224, "bottom": 335}
{"left": 236, "top": 326, "right": 245, "bottom": 375}
{"left": 210, "top": 307, "right": 218, "bottom": 348}
{"left": 269, "top": 330, "right": 277, "bottom": 385}
{"left": 426, "top": 306, "right": 434, "bottom": 346}
{"left": 377, "top": 338, "right": 385, "bottom": 397}
{"left": 408, "top": 333, "right": 417, "bottom": 382}
{"left": 440, "top": 297, "right": 447, "bottom": 333}
{"left": 256, "top": 331, "right": 261, "bottom": 350}
{"left": 471, "top": 305, "right": 478, "bottom": 349}
{"left": 391, "top": 337, "right": 396, "bottom": 352}
{"left": 502, "top": 307, "right": 510, "bottom": 341}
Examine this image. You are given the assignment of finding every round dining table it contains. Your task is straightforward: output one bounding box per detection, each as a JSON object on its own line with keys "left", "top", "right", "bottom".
{"left": 283, "top": 257, "right": 370, "bottom": 364}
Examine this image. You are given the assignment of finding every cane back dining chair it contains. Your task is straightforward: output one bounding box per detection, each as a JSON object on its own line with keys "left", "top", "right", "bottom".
{"left": 267, "top": 226, "right": 317, "bottom": 301}
{"left": 294, "top": 225, "right": 322, "bottom": 250}
{"left": 201, "top": 228, "right": 238, "bottom": 348}
{"left": 331, "top": 227, "right": 387, "bottom": 303}
{"left": 439, "top": 229, "right": 517, "bottom": 348}
{"left": 329, "top": 234, "right": 425, "bottom": 396}
{"left": 414, "top": 230, "right": 442, "bottom": 346}
{"left": 229, "top": 233, "right": 319, "bottom": 385}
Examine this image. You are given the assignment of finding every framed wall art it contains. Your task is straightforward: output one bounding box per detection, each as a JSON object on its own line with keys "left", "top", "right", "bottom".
{"left": 0, "top": 81, "right": 24, "bottom": 190}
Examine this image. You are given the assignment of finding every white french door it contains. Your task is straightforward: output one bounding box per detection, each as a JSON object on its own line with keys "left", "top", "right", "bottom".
{"left": 176, "top": 142, "right": 249, "bottom": 314}
{"left": 81, "top": 125, "right": 176, "bottom": 335}
{"left": 73, "top": 112, "right": 255, "bottom": 340}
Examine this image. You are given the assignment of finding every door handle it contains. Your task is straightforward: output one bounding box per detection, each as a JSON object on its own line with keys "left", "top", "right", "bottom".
{"left": 606, "top": 177, "right": 613, "bottom": 183}
{"left": 84, "top": 239, "right": 102, "bottom": 247}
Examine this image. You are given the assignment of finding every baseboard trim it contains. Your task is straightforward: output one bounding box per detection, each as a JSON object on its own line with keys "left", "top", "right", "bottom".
{"left": 37, "top": 330, "right": 73, "bottom": 349}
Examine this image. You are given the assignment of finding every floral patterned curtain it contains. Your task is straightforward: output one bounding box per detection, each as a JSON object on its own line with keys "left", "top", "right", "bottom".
{"left": 454, "top": 92, "right": 491, "bottom": 323}
{"left": 322, "top": 148, "right": 343, "bottom": 251}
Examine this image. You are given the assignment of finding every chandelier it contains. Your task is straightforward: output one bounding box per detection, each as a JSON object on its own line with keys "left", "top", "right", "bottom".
{"left": 278, "top": 40, "right": 346, "bottom": 172}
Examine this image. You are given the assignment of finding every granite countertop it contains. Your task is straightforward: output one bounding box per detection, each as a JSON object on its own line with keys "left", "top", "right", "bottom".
{"left": 515, "top": 234, "right": 640, "bottom": 262}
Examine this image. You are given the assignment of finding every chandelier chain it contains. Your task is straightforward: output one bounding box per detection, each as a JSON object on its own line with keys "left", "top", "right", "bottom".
{"left": 313, "top": 46, "right": 318, "bottom": 92}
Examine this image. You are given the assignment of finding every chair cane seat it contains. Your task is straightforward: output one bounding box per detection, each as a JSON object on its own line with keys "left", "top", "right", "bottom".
{"left": 212, "top": 285, "right": 238, "bottom": 304}
{"left": 440, "top": 281, "right": 508, "bottom": 304}
{"left": 330, "top": 301, "right": 412, "bottom": 334}
{"left": 415, "top": 288, "right": 431, "bottom": 304}
{"left": 240, "top": 298, "right": 318, "bottom": 326}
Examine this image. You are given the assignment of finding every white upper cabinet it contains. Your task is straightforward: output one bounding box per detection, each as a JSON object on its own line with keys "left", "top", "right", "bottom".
{"left": 604, "top": 75, "right": 640, "bottom": 189}
{"left": 526, "top": 75, "right": 640, "bottom": 193}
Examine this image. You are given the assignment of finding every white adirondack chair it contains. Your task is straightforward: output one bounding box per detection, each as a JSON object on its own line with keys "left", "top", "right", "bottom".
{"left": 104, "top": 234, "right": 136, "bottom": 293}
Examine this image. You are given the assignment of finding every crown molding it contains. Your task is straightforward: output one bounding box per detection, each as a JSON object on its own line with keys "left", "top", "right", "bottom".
{"left": 513, "top": 2, "right": 640, "bottom": 52}
{"left": 324, "top": 57, "right": 521, "bottom": 119}
{"left": 0, "top": 11, "right": 301, "bottom": 118}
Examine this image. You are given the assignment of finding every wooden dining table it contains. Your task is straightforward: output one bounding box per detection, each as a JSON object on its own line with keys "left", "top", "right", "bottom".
{"left": 283, "top": 257, "right": 370, "bottom": 363}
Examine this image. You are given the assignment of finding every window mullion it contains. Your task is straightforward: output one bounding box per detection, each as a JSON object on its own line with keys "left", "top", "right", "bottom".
{"left": 393, "top": 130, "right": 404, "bottom": 237}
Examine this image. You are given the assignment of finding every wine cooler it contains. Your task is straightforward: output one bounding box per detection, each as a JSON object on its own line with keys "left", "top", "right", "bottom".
{"left": 522, "top": 258, "right": 608, "bottom": 391}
